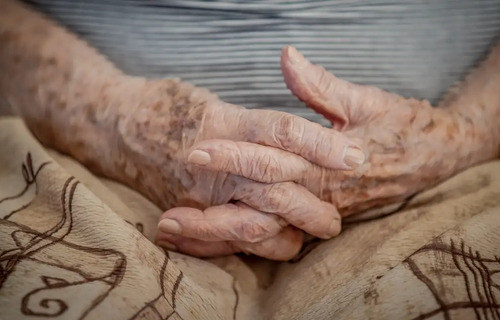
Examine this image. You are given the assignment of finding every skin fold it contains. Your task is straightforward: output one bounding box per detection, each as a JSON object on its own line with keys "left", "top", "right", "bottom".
{"left": 1, "top": 0, "right": 499, "bottom": 260}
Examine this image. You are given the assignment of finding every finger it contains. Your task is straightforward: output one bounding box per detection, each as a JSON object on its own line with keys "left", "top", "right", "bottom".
{"left": 158, "top": 202, "right": 287, "bottom": 243}
{"left": 157, "top": 227, "right": 303, "bottom": 261}
{"left": 233, "top": 107, "right": 365, "bottom": 170}
{"left": 208, "top": 100, "right": 365, "bottom": 170}
{"left": 280, "top": 46, "right": 402, "bottom": 130}
{"left": 236, "top": 226, "right": 303, "bottom": 261}
{"left": 233, "top": 179, "right": 342, "bottom": 239}
{"left": 186, "top": 139, "right": 319, "bottom": 182}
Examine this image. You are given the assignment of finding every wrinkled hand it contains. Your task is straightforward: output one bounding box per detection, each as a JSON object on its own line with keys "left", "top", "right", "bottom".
{"left": 109, "top": 76, "right": 362, "bottom": 260}
{"left": 280, "top": 47, "right": 477, "bottom": 215}
{"left": 158, "top": 47, "right": 478, "bottom": 259}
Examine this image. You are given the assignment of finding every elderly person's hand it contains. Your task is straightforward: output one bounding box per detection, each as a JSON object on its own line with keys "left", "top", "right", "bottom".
{"left": 280, "top": 47, "right": 498, "bottom": 215}
{"left": 112, "top": 76, "right": 363, "bottom": 260}
{"left": 0, "top": 0, "right": 364, "bottom": 261}
{"left": 4, "top": 0, "right": 498, "bottom": 261}
{"left": 158, "top": 46, "right": 500, "bottom": 258}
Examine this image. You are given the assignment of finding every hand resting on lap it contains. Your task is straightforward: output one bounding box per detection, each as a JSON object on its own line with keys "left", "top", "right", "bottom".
{"left": 158, "top": 45, "right": 500, "bottom": 259}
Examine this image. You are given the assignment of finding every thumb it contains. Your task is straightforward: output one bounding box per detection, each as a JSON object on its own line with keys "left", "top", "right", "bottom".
{"left": 281, "top": 46, "right": 401, "bottom": 131}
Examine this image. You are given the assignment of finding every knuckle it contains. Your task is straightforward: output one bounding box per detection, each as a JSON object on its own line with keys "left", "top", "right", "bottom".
{"left": 202, "top": 99, "right": 219, "bottom": 116}
{"left": 264, "top": 183, "right": 295, "bottom": 213}
{"left": 273, "top": 114, "right": 301, "bottom": 149}
{"left": 200, "top": 100, "right": 236, "bottom": 132}
{"left": 255, "top": 154, "right": 280, "bottom": 182}
{"left": 312, "top": 132, "right": 329, "bottom": 159}
{"left": 221, "top": 143, "right": 243, "bottom": 173}
{"left": 199, "top": 100, "right": 222, "bottom": 126}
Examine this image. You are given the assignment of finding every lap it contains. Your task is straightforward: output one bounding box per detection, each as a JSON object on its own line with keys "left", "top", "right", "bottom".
{"left": 1, "top": 117, "right": 499, "bottom": 320}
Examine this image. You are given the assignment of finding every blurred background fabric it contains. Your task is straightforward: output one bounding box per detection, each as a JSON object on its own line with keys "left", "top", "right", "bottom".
{"left": 25, "top": 0, "right": 500, "bottom": 125}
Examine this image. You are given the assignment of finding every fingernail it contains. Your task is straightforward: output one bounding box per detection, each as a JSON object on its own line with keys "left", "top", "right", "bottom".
{"left": 327, "top": 218, "right": 341, "bottom": 238}
{"left": 343, "top": 146, "right": 365, "bottom": 169}
{"left": 158, "top": 241, "right": 177, "bottom": 251}
{"left": 158, "top": 219, "right": 182, "bottom": 234}
{"left": 286, "top": 46, "right": 303, "bottom": 65}
{"left": 187, "top": 150, "right": 211, "bottom": 166}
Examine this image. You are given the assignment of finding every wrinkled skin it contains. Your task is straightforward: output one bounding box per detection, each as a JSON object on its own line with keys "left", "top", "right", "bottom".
{"left": 281, "top": 47, "right": 487, "bottom": 214}
{"left": 1, "top": 0, "right": 499, "bottom": 260}
{"left": 157, "top": 46, "right": 500, "bottom": 258}
{"left": 0, "top": 0, "right": 367, "bottom": 260}
{"left": 111, "top": 78, "right": 360, "bottom": 260}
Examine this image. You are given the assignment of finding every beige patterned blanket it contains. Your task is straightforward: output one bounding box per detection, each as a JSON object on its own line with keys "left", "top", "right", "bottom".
{"left": 1, "top": 117, "right": 500, "bottom": 320}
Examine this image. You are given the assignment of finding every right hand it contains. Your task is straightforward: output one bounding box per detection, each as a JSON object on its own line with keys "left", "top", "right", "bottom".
{"left": 106, "top": 77, "right": 363, "bottom": 260}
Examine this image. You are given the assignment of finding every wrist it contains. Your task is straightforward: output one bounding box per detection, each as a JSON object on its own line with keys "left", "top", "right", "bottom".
{"left": 448, "top": 106, "right": 500, "bottom": 166}
{"left": 420, "top": 106, "right": 498, "bottom": 189}
{"left": 438, "top": 41, "right": 500, "bottom": 163}
{"left": 107, "top": 78, "right": 218, "bottom": 208}
{"left": 112, "top": 77, "right": 214, "bottom": 164}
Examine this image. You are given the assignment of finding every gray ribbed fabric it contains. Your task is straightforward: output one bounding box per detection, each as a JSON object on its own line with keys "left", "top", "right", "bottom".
{"left": 25, "top": 0, "right": 500, "bottom": 124}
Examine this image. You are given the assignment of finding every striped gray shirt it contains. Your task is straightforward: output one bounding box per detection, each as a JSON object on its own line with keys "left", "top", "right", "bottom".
{"left": 26, "top": 0, "right": 500, "bottom": 124}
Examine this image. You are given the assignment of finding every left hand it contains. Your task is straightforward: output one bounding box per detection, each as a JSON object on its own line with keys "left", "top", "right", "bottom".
{"left": 158, "top": 47, "right": 479, "bottom": 259}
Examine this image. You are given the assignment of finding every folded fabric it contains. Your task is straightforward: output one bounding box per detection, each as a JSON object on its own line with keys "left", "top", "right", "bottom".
{"left": 1, "top": 117, "right": 499, "bottom": 319}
